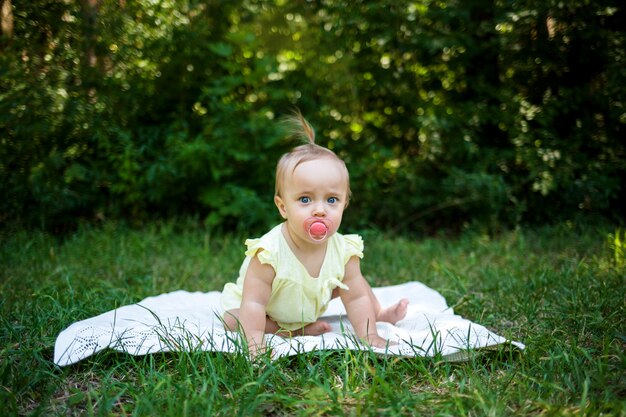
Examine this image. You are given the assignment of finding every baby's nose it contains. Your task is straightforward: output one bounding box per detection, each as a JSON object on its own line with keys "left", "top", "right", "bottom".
{"left": 312, "top": 202, "right": 326, "bottom": 216}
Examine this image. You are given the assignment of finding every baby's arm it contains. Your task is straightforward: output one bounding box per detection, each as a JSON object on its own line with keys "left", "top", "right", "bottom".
{"left": 238, "top": 255, "right": 275, "bottom": 357}
{"left": 339, "top": 256, "right": 389, "bottom": 348}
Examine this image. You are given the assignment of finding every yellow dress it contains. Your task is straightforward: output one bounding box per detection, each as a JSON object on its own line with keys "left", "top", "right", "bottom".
{"left": 221, "top": 223, "right": 364, "bottom": 331}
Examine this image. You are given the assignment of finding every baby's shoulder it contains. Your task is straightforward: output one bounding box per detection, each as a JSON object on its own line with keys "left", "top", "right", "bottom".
{"left": 332, "top": 232, "right": 364, "bottom": 261}
{"left": 244, "top": 224, "right": 283, "bottom": 264}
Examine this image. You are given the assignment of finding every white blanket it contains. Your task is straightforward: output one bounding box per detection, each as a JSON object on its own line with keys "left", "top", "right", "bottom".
{"left": 53, "top": 282, "right": 524, "bottom": 366}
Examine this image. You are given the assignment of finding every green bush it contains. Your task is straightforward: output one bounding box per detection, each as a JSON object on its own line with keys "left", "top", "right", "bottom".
{"left": 1, "top": 0, "right": 624, "bottom": 233}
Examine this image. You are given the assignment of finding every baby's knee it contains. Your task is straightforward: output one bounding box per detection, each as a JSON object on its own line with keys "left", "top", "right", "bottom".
{"left": 222, "top": 309, "right": 240, "bottom": 331}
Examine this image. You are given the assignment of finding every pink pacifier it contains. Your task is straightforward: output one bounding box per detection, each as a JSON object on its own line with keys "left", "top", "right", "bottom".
{"left": 306, "top": 219, "right": 330, "bottom": 241}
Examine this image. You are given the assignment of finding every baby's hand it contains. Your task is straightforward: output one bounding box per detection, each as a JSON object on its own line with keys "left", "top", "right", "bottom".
{"left": 365, "top": 334, "right": 396, "bottom": 349}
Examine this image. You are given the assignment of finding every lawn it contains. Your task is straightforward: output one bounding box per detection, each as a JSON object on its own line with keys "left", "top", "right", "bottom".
{"left": 1, "top": 220, "right": 624, "bottom": 416}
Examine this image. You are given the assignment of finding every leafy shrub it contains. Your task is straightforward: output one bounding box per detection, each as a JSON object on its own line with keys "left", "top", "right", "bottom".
{"left": 1, "top": 0, "right": 624, "bottom": 233}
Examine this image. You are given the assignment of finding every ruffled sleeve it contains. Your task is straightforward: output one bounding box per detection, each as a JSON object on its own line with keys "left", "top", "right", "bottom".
{"left": 244, "top": 238, "right": 276, "bottom": 269}
{"left": 342, "top": 234, "right": 364, "bottom": 265}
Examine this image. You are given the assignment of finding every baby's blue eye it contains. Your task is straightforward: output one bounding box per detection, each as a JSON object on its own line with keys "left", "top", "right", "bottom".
{"left": 299, "top": 197, "right": 311, "bottom": 204}
{"left": 327, "top": 197, "right": 337, "bottom": 204}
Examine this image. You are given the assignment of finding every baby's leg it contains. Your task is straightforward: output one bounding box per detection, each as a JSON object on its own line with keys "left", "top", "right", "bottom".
{"left": 279, "top": 321, "right": 331, "bottom": 337}
{"left": 266, "top": 316, "right": 332, "bottom": 337}
{"left": 332, "top": 282, "right": 409, "bottom": 324}
{"left": 376, "top": 296, "right": 409, "bottom": 324}
{"left": 222, "top": 309, "right": 331, "bottom": 336}
{"left": 365, "top": 283, "right": 409, "bottom": 324}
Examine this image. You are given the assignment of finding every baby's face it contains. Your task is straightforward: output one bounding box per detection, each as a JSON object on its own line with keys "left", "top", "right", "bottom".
{"left": 275, "top": 157, "right": 349, "bottom": 243}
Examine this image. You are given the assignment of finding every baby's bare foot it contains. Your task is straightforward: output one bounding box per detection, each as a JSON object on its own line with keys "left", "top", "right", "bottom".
{"left": 377, "top": 298, "right": 409, "bottom": 324}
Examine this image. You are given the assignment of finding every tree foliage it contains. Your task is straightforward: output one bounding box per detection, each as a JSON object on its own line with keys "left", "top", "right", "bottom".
{"left": 1, "top": 0, "right": 624, "bottom": 233}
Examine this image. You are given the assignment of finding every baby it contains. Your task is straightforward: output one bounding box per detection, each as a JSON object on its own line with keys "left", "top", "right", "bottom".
{"left": 221, "top": 112, "right": 408, "bottom": 357}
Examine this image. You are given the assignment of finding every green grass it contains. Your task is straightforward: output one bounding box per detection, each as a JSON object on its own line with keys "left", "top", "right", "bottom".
{"left": 1, "top": 220, "right": 625, "bottom": 416}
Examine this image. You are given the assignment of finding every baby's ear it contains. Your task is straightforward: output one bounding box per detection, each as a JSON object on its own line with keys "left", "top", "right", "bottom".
{"left": 274, "top": 195, "right": 288, "bottom": 219}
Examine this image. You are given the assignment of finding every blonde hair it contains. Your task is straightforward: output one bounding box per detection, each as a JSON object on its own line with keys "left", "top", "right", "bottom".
{"left": 275, "top": 112, "right": 351, "bottom": 204}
